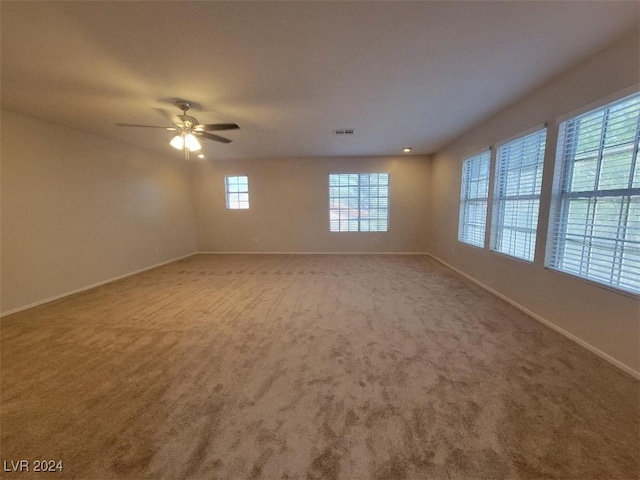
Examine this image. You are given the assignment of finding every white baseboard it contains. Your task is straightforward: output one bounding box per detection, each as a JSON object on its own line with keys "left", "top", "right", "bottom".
{"left": 195, "top": 251, "right": 429, "bottom": 255}
{"left": 427, "top": 254, "right": 640, "bottom": 380}
{"left": 1, "top": 253, "right": 195, "bottom": 318}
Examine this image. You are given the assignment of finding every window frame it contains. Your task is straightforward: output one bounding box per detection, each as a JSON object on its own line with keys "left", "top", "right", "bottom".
{"left": 546, "top": 91, "right": 640, "bottom": 296}
{"left": 224, "top": 175, "right": 250, "bottom": 210}
{"left": 490, "top": 126, "right": 547, "bottom": 262}
{"left": 328, "top": 172, "right": 390, "bottom": 232}
{"left": 458, "top": 150, "right": 491, "bottom": 248}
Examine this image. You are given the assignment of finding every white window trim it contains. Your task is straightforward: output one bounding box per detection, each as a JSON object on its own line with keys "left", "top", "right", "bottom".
{"left": 225, "top": 175, "right": 250, "bottom": 210}
{"left": 458, "top": 150, "right": 492, "bottom": 248}
{"left": 490, "top": 126, "right": 548, "bottom": 263}
{"left": 545, "top": 90, "right": 640, "bottom": 296}
{"left": 328, "top": 172, "right": 390, "bottom": 233}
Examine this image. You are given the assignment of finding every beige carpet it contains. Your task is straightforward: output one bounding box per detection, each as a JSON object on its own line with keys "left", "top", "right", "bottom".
{"left": 1, "top": 254, "right": 638, "bottom": 479}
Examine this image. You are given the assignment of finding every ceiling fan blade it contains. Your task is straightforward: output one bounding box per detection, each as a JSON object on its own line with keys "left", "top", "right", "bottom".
{"left": 116, "top": 122, "right": 176, "bottom": 130}
{"left": 153, "top": 108, "right": 178, "bottom": 124}
{"left": 201, "top": 123, "right": 240, "bottom": 131}
{"left": 195, "top": 131, "right": 233, "bottom": 143}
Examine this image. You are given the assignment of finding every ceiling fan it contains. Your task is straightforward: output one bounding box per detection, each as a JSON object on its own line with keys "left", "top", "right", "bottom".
{"left": 116, "top": 100, "right": 239, "bottom": 158}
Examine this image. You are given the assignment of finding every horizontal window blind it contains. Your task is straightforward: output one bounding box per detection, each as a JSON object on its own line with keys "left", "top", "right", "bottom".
{"left": 329, "top": 173, "right": 389, "bottom": 232}
{"left": 547, "top": 92, "right": 640, "bottom": 294}
{"left": 225, "top": 175, "right": 249, "bottom": 209}
{"left": 492, "top": 128, "right": 547, "bottom": 261}
{"left": 458, "top": 151, "right": 491, "bottom": 247}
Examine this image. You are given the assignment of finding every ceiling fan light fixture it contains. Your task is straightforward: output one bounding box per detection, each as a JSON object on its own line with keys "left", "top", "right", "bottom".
{"left": 184, "top": 133, "right": 201, "bottom": 151}
{"left": 170, "top": 134, "right": 184, "bottom": 150}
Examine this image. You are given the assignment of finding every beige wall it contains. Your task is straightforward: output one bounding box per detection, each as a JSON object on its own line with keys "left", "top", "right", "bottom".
{"left": 428, "top": 29, "right": 640, "bottom": 374}
{"left": 1, "top": 111, "right": 196, "bottom": 314}
{"left": 192, "top": 155, "right": 430, "bottom": 253}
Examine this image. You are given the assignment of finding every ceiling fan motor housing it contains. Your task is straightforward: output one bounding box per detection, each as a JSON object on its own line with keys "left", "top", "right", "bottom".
{"left": 176, "top": 100, "right": 192, "bottom": 112}
{"left": 176, "top": 114, "right": 199, "bottom": 130}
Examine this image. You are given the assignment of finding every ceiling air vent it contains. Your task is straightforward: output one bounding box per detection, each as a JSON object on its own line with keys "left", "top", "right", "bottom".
{"left": 333, "top": 129, "right": 354, "bottom": 135}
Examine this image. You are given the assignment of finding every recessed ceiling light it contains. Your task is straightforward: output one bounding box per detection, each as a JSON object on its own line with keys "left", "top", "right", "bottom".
{"left": 197, "top": 154, "right": 205, "bottom": 159}
{"left": 403, "top": 147, "right": 412, "bottom": 153}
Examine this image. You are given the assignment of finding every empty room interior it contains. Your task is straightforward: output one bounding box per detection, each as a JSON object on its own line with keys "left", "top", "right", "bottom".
{"left": 1, "top": 2, "right": 639, "bottom": 479}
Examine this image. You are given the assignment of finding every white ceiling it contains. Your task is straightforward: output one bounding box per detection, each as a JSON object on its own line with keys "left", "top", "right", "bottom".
{"left": 1, "top": 1, "right": 638, "bottom": 161}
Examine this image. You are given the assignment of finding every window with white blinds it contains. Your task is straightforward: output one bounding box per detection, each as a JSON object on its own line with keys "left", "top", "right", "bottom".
{"left": 458, "top": 151, "right": 491, "bottom": 247}
{"left": 491, "top": 129, "right": 547, "bottom": 261}
{"left": 225, "top": 175, "right": 249, "bottom": 209}
{"left": 329, "top": 173, "right": 389, "bottom": 232}
{"left": 547, "top": 92, "right": 640, "bottom": 294}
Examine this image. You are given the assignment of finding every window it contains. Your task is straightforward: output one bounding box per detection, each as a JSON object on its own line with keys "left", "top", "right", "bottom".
{"left": 458, "top": 151, "right": 491, "bottom": 247}
{"left": 491, "top": 128, "right": 547, "bottom": 261}
{"left": 329, "top": 173, "right": 389, "bottom": 232}
{"left": 547, "top": 92, "right": 640, "bottom": 294}
{"left": 225, "top": 175, "right": 249, "bottom": 209}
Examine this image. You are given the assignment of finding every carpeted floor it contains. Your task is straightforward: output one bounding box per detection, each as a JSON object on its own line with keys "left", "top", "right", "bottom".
{"left": 1, "top": 254, "right": 638, "bottom": 479}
